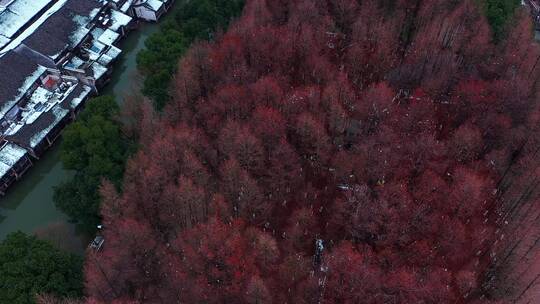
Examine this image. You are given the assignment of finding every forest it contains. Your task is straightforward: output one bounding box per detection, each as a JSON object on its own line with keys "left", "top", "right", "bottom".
{"left": 80, "top": 0, "right": 539, "bottom": 303}
{"left": 2, "top": 0, "right": 539, "bottom": 303}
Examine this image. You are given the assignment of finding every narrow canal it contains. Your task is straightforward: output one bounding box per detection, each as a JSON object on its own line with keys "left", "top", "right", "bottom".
{"left": 0, "top": 14, "right": 168, "bottom": 252}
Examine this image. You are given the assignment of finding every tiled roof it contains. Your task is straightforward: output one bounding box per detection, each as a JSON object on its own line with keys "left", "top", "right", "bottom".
{"left": 59, "top": 83, "right": 92, "bottom": 110}
{"left": 5, "top": 104, "right": 69, "bottom": 149}
{"left": 0, "top": 143, "right": 27, "bottom": 167}
{"left": 0, "top": 51, "right": 45, "bottom": 118}
{"left": 0, "top": 0, "right": 53, "bottom": 39}
{"left": 0, "top": 142, "right": 27, "bottom": 179}
{"left": 22, "top": 0, "right": 105, "bottom": 60}
{"left": 13, "top": 44, "right": 57, "bottom": 69}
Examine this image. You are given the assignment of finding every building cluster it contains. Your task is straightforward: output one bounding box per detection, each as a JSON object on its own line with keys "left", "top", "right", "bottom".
{"left": 0, "top": 0, "right": 173, "bottom": 195}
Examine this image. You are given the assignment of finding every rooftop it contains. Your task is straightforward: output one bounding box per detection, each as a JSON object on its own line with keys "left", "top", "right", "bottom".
{"left": 97, "top": 45, "right": 122, "bottom": 66}
{"left": 0, "top": 35, "right": 9, "bottom": 49}
{"left": 97, "top": 28, "right": 121, "bottom": 46}
{"left": 2, "top": 76, "right": 78, "bottom": 137}
{"left": 0, "top": 142, "right": 27, "bottom": 179}
{"left": 22, "top": 0, "right": 105, "bottom": 60}
{"left": 6, "top": 98, "right": 71, "bottom": 150}
{"left": 120, "top": 0, "right": 132, "bottom": 13}
{"left": 0, "top": 142, "right": 26, "bottom": 167}
{"left": 0, "top": 0, "right": 53, "bottom": 39}
{"left": 145, "top": 0, "right": 164, "bottom": 11}
{"left": 63, "top": 55, "right": 86, "bottom": 70}
{"left": 0, "top": 0, "right": 69, "bottom": 54}
{"left": 87, "top": 61, "right": 108, "bottom": 81}
{"left": 63, "top": 84, "right": 92, "bottom": 110}
{"left": 0, "top": 50, "right": 46, "bottom": 119}
{"left": 1, "top": 65, "right": 94, "bottom": 152}
{"left": 0, "top": 160, "right": 11, "bottom": 179}
{"left": 0, "top": 0, "right": 15, "bottom": 10}
{"left": 108, "top": 8, "right": 132, "bottom": 31}
{"left": 29, "top": 106, "right": 70, "bottom": 148}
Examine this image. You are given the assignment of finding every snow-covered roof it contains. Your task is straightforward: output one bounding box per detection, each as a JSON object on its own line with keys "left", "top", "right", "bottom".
{"left": 86, "top": 40, "right": 108, "bottom": 61}
{"left": 13, "top": 44, "right": 57, "bottom": 69}
{"left": 29, "top": 105, "right": 69, "bottom": 148}
{"left": 69, "top": 2, "right": 104, "bottom": 47}
{"left": 3, "top": 83, "right": 74, "bottom": 149}
{"left": 0, "top": 67, "right": 90, "bottom": 152}
{"left": 0, "top": 35, "right": 10, "bottom": 49}
{"left": 107, "top": 45, "right": 122, "bottom": 59}
{"left": 97, "top": 55, "right": 113, "bottom": 67}
{"left": 3, "top": 78, "right": 78, "bottom": 137}
{"left": 92, "top": 27, "right": 105, "bottom": 39}
{"left": 145, "top": 0, "right": 163, "bottom": 11}
{"left": 0, "top": 0, "right": 53, "bottom": 39}
{"left": 0, "top": 143, "right": 27, "bottom": 167}
{"left": 120, "top": 0, "right": 132, "bottom": 13}
{"left": 1, "top": 66, "right": 47, "bottom": 118}
{"left": 26, "top": 88, "right": 54, "bottom": 123}
{"left": 68, "top": 85, "right": 92, "bottom": 109}
{"left": 64, "top": 55, "right": 85, "bottom": 69}
{"left": 0, "top": 0, "right": 16, "bottom": 11}
{"left": 108, "top": 0, "right": 131, "bottom": 5}
{"left": 0, "top": 51, "right": 47, "bottom": 119}
{"left": 0, "top": 143, "right": 27, "bottom": 179}
{"left": 109, "top": 9, "right": 132, "bottom": 32}
{"left": 97, "top": 45, "right": 122, "bottom": 66}
{"left": 0, "top": 0, "right": 68, "bottom": 54}
{"left": 89, "top": 61, "right": 108, "bottom": 80}
{"left": 0, "top": 161, "right": 11, "bottom": 179}
{"left": 98, "top": 28, "right": 120, "bottom": 46}
{"left": 20, "top": 0, "right": 105, "bottom": 61}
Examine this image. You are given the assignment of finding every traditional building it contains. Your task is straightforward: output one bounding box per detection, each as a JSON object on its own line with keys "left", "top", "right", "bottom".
{"left": 133, "top": 0, "right": 165, "bottom": 21}
{"left": 21, "top": 0, "right": 108, "bottom": 65}
{"left": 0, "top": 50, "right": 92, "bottom": 158}
{"left": 0, "top": 0, "right": 173, "bottom": 195}
{"left": 129, "top": 0, "right": 174, "bottom": 21}
{"left": 0, "top": 142, "right": 32, "bottom": 195}
{"left": 0, "top": 0, "right": 56, "bottom": 49}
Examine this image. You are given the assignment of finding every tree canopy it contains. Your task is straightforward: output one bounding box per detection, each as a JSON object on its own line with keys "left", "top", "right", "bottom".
{"left": 483, "top": 0, "right": 521, "bottom": 40}
{"left": 0, "top": 232, "right": 83, "bottom": 304}
{"left": 54, "top": 95, "right": 128, "bottom": 233}
{"left": 85, "top": 0, "right": 540, "bottom": 303}
{"left": 137, "top": 0, "right": 245, "bottom": 109}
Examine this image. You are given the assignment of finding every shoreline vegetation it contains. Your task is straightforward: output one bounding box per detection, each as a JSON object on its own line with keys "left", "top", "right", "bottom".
{"left": 54, "top": 0, "right": 245, "bottom": 235}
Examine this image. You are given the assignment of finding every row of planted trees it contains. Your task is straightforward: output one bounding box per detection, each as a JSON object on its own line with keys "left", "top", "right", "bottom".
{"left": 81, "top": 0, "right": 540, "bottom": 303}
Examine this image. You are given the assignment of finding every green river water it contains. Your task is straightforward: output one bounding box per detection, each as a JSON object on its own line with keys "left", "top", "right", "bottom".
{"left": 0, "top": 18, "right": 164, "bottom": 252}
